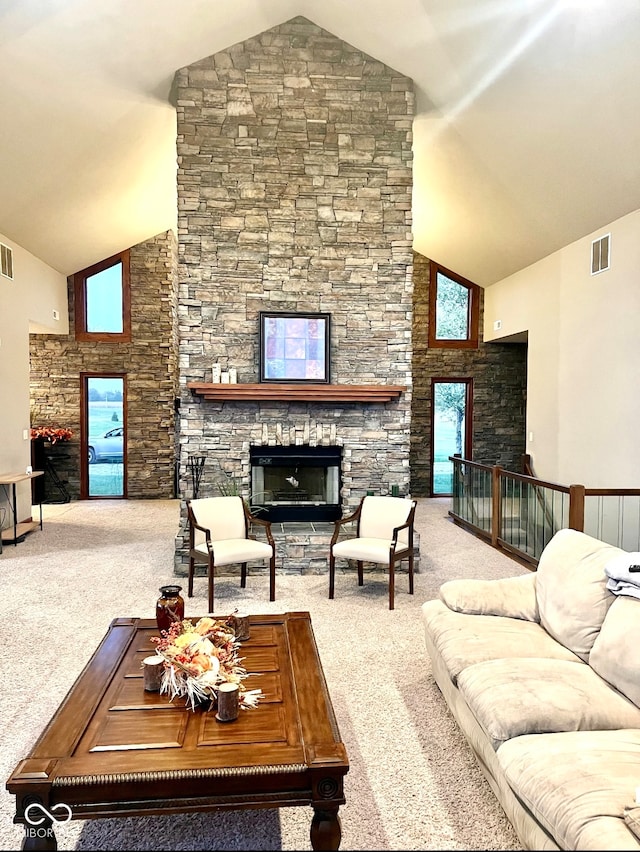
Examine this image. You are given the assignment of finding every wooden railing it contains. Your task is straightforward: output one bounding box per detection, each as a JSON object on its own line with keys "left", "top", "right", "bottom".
{"left": 450, "top": 456, "right": 640, "bottom": 566}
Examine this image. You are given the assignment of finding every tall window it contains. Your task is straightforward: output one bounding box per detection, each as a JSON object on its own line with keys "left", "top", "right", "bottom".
{"left": 74, "top": 250, "right": 131, "bottom": 341}
{"left": 81, "top": 374, "right": 126, "bottom": 499}
{"left": 431, "top": 378, "right": 473, "bottom": 496}
{"left": 428, "top": 261, "right": 479, "bottom": 349}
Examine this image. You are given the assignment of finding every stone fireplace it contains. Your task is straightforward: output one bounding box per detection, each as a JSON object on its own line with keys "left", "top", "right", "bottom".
{"left": 250, "top": 444, "right": 342, "bottom": 522}
{"left": 173, "top": 16, "right": 414, "bottom": 574}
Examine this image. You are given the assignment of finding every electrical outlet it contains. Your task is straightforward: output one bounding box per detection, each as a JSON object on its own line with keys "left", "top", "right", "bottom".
{"left": 53, "top": 309, "right": 60, "bottom": 320}
{"left": 493, "top": 319, "right": 502, "bottom": 331}
{"left": 23, "top": 429, "right": 29, "bottom": 440}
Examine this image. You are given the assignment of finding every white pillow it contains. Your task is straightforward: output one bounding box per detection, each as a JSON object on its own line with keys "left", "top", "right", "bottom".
{"left": 590, "top": 595, "right": 640, "bottom": 707}
{"left": 535, "top": 529, "right": 622, "bottom": 661}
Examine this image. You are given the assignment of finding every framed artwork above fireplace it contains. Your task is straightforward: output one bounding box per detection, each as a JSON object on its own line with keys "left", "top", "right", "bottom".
{"left": 259, "top": 311, "right": 331, "bottom": 383}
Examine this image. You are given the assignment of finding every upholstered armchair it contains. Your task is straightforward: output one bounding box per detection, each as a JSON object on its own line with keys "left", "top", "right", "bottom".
{"left": 186, "top": 495, "right": 276, "bottom": 613}
{"left": 329, "top": 495, "right": 417, "bottom": 610}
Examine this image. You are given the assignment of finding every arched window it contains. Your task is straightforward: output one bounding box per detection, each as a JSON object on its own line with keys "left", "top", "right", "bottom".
{"left": 428, "top": 261, "right": 479, "bottom": 349}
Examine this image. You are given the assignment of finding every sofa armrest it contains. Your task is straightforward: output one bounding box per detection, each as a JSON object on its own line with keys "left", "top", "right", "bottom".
{"left": 439, "top": 573, "right": 539, "bottom": 622}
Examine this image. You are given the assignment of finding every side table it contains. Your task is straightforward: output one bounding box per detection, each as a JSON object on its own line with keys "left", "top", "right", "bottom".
{"left": 0, "top": 471, "right": 44, "bottom": 549}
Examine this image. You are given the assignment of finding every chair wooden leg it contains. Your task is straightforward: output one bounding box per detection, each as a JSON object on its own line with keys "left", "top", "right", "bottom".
{"left": 208, "top": 557, "right": 214, "bottom": 614}
{"left": 269, "top": 555, "right": 276, "bottom": 602}
{"left": 357, "top": 561, "right": 364, "bottom": 586}
{"left": 188, "top": 556, "right": 195, "bottom": 598}
{"left": 240, "top": 563, "right": 247, "bottom": 588}
{"left": 408, "top": 550, "right": 414, "bottom": 596}
{"left": 389, "top": 559, "right": 395, "bottom": 610}
{"left": 329, "top": 551, "right": 335, "bottom": 599}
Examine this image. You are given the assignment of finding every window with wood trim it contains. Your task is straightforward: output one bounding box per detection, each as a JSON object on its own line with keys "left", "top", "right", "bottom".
{"left": 74, "top": 250, "right": 131, "bottom": 342}
{"left": 428, "top": 261, "right": 479, "bottom": 349}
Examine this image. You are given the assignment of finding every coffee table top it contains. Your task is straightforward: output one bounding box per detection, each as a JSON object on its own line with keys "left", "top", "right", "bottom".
{"left": 7, "top": 611, "right": 348, "bottom": 819}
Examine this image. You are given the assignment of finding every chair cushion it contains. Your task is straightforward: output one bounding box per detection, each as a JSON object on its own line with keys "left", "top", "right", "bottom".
{"left": 497, "top": 729, "right": 640, "bottom": 850}
{"left": 192, "top": 538, "right": 272, "bottom": 566}
{"left": 421, "top": 599, "right": 580, "bottom": 684}
{"left": 358, "top": 496, "right": 414, "bottom": 545}
{"left": 190, "top": 496, "right": 246, "bottom": 544}
{"left": 535, "top": 528, "right": 622, "bottom": 661}
{"left": 332, "top": 537, "right": 404, "bottom": 564}
{"left": 456, "top": 657, "right": 640, "bottom": 750}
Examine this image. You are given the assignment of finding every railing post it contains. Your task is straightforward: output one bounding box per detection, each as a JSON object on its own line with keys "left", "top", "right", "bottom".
{"left": 568, "top": 484, "right": 585, "bottom": 531}
{"left": 491, "top": 465, "right": 502, "bottom": 547}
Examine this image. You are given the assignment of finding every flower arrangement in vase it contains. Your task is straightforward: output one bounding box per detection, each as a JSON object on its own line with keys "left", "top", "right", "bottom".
{"left": 151, "top": 614, "right": 261, "bottom": 711}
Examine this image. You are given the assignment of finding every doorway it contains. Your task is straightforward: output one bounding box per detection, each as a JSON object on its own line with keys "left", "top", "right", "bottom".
{"left": 81, "top": 374, "right": 126, "bottom": 498}
{"left": 431, "top": 378, "right": 473, "bottom": 496}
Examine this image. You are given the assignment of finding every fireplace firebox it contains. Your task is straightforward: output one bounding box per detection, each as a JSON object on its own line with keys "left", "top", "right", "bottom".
{"left": 250, "top": 445, "right": 342, "bottom": 523}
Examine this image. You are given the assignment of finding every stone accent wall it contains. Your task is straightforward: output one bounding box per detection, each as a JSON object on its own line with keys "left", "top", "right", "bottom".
{"left": 410, "top": 252, "right": 527, "bottom": 495}
{"left": 174, "top": 16, "right": 414, "bottom": 571}
{"left": 29, "top": 230, "right": 179, "bottom": 501}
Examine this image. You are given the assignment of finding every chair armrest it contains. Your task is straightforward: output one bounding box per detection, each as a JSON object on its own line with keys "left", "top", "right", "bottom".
{"left": 189, "top": 520, "right": 213, "bottom": 553}
{"left": 391, "top": 519, "right": 412, "bottom": 545}
{"left": 390, "top": 500, "right": 417, "bottom": 549}
{"left": 244, "top": 504, "right": 275, "bottom": 548}
{"left": 330, "top": 498, "right": 364, "bottom": 546}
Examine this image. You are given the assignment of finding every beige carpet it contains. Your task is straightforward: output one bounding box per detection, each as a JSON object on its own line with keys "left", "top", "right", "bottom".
{"left": 0, "top": 498, "right": 525, "bottom": 851}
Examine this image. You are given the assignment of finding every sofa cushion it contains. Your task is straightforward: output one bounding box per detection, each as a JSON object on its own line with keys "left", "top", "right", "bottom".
{"left": 590, "top": 595, "right": 640, "bottom": 707}
{"left": 535, "top": 528, "right": 623, "bottom": 661}
{"left": 421, "top": 599, "right": 580, "bottom": 684}
{"left": 439, "top": 572, "right": 539, "bottom": 622}
{"left": 497, "top": 729, "right": 640, "bottom": 850}
{"left": 456, "top": 657, "right": 640, "bottom": 750}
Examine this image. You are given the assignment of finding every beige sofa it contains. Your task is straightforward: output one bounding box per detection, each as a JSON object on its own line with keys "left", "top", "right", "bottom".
{"left": 422, "top": 528, "right": 640, "bottom": 850}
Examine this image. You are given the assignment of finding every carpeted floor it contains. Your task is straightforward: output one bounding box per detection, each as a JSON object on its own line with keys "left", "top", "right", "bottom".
{"left": 0, "top": 498, "right": 526, "bottom": 851}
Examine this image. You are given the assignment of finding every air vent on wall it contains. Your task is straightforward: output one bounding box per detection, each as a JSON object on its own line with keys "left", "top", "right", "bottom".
{"left": 0, "top": 243, "right": 13, "bottom": 279}
{"left": 591, "top": 233, "right": 610, "bottom": 275}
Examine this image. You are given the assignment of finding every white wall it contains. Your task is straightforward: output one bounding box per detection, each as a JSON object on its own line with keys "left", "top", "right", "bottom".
{"left": 0, "top": 233, "right": 68, "bottom": 530}
{"left": 484, "top": 208, "right": 640, "bottom": 488}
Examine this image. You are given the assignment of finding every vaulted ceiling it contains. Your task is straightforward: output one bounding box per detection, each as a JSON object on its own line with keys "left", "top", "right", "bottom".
{"left": 1, "top": 0, "right": 639, "bottom": 286}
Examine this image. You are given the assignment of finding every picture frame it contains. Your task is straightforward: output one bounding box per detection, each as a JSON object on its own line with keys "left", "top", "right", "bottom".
{"left": 259, "top": 311, "right": 331, "bottom": 383}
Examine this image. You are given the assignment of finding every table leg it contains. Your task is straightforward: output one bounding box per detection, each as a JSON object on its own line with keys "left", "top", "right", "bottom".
{"left": 310, "top": 805, "right": 342, "bottom": 850}
{"left": 12, "top": 482, "right": 17, "bottom": 546}
{"left": 22, "top": 819, "right": 57, "bottom": 851}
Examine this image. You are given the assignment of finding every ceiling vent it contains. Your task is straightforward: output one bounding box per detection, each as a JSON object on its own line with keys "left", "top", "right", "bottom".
{"left": 591, "top": 233, "right": 610, "bottom": 275}
{"left": 0, "top": 243, "right": 13, "bottom": 280}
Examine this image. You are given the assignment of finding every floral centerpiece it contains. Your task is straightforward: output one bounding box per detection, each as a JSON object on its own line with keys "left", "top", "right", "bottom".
{"left": 30, "top": 426, "right": 73, "bottom": 444}
{"left": 151, "top": 614, "right": 262, "bottom": 711}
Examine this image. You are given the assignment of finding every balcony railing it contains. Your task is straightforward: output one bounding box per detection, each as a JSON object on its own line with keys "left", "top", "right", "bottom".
{"left": 450, "top": 456, "right": 640, "bottom": 565}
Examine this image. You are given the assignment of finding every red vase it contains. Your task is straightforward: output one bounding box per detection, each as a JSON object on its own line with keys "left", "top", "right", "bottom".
{"left": 156, "top": 585, "right": 185, "bottom": 633}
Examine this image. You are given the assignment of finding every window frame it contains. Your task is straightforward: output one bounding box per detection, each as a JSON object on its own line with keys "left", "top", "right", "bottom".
{"left": 74, "top": 250, "right": 131, "bottom": 342}
{"left": 428, "top": 260, "right": 480, "bottom": 350}
{"left": 430, "top": 377, "right": 474, "bottom": 497}
{"left": 80, "top": 371, "right": 127, "bottom": 499}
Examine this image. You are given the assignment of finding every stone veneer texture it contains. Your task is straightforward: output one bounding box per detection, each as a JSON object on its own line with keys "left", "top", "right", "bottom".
{"left": 410, "top": 252, "right": 527, "bottom": 496}
{"left": 29, "top": 230, "right": 179, "bottom": 501}
{"left": 174, "top": 17, "right": 414, "bottom": 572}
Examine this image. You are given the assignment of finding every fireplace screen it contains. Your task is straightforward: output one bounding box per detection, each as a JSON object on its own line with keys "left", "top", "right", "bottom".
{"left": 250, "top": 445, "right": 341, "bottom": 522}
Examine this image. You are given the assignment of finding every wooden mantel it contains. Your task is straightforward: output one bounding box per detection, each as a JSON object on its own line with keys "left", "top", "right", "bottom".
{"left": 187, "top": 382, "right": 405, "bottom": 403}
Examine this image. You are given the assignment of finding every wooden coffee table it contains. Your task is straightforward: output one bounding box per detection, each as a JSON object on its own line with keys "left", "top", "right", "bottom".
{"left": 7, "top": 611, "right": 349, "bottom": 850}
